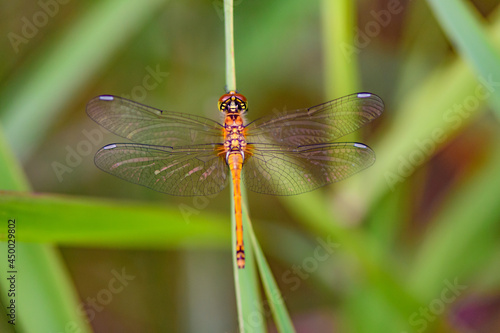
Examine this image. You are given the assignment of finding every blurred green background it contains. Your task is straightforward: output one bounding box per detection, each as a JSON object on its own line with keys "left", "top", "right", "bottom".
{"left": 1, "top": 0, "right": 500, "bottom": 332}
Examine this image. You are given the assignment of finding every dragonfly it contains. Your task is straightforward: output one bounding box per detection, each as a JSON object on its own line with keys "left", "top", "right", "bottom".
{"left": 86, "top": 91, "right": 384, "bottom": 269}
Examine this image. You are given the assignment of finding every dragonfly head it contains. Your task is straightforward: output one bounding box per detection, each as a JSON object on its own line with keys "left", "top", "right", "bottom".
{"left": 218, "top": 91, "right": 248, "bottom": 114}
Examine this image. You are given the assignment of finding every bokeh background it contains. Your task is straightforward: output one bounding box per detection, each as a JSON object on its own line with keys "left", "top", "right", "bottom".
{"left": 1, "top": 0, "right": 500, "bottom": 332}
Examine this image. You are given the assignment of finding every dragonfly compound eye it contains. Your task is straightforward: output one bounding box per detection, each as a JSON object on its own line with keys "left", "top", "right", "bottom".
{"left": 218, "top": 91, "right": 248, "bottom": 113}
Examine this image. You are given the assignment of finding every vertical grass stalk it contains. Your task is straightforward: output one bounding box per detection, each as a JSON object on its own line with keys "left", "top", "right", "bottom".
{"left": 224, "top": 1, "right": 263, "bottom": 332}
{"left": 224, "top": 0, "right": 237, "bottom": 92}
{"left": 224, "top": 2, "right": 296, "bottom": 331}
{"left": 322, "top": 0, "right": 360, "bottom": 97}
{"left": 0, "top": 131, "right": 91, "bottom": 331}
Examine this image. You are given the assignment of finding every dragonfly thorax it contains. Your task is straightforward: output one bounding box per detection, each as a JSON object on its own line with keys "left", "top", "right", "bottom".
{"left": 224, "top": 126, "right": 247, "bottom": 150}
{"left": 223, "top": 113, "right": 247, "bottom": 165}
{"left": 225, "top": 115, "right": 244, "bottom": 126}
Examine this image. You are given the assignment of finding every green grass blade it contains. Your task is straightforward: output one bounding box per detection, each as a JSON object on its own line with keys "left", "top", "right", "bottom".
{"left": 246, "top": 208, "right": 295, "bottom": 333}
{"left": 364, "top": 60, "right": 476, "bottom": 205}
{"left": 322, "top": 0, "right": 359, "bottom": 96}
{"left": 232, "top": 186, "right": 265, "bottom": 333}
{"left": 322, "top": 0, "right": 363, "bottom": 205}
{"left": 0, "top": 191, "right": 229, "bottom": 248}
{"left": 15, "top": 244, "right": 92, "bottom": 333}
{"left": 426, "top": 0, "right": 500, "bottom": 115}
{"left": 409, "top": 144, "right": 500, "bottom": 298}
{"left": 224, "top": 0, "right": 236, "bottom": 91}
{"left": 362, "top": 8, "right": 500, "bottom": 207}
{"left": 0, "top": 128, "right": 29, "bottom": 190}
{"left": 0, "top": 129, "right": 91, "bottom": 331}
{"left": 281, "top": 193, "right": 422, "bottom": 327}
{"left": 224, "top": 1, "right": 264, "bottom": 331}
{"left": 1, "top": 0, "right": 166, "bottom": 159}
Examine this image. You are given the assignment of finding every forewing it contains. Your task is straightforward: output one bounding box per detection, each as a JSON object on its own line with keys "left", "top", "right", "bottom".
{"left": 95, "top": 143, "right": 229, "bottom": 196}
{"left": 246, "top": 93, "right": 383, "bottom": 146}
{"left": 87, "top": 95, "right": 223, "bottom": 146}
{"left": 243, "top": 143, "right": 375, "bottom": 195}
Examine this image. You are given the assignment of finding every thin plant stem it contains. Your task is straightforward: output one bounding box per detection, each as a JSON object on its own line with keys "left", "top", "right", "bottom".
{"left": 224, "top": 0, "right": 243, "bottom": 328}
{"left": 224, "top": 0, "right": 236, "bottom": 92}
{"left": 224, "top": 1, "right": 263, "bottom": 332}
{"left": 322, "top": 0, "right": 359, "bottom": 97}
{"left": 244, "top": 202, "right": 296, "bottom": 333}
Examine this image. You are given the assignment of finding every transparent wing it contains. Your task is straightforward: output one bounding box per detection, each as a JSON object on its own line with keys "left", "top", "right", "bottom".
{"left": 87, "top": 95, "right": 223, "bottom": 147}
{"left": 243, "top": 143, "right": 375, "bottom": 195}
{"left": 245, "top": 92, "right": 383, "bottom": 146}
{"left": 95, "top": 143, "right": 229, "bottom": 196}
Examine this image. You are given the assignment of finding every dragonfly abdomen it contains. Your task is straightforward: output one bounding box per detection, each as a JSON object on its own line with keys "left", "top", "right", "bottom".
{"left": 228, "top": 152, "right": 245, "bottom": 269}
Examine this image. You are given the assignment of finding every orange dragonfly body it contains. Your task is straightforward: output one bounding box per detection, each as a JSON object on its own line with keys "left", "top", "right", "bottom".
{"left": 87, "top": 91, "right": 384, "bottom": 268}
